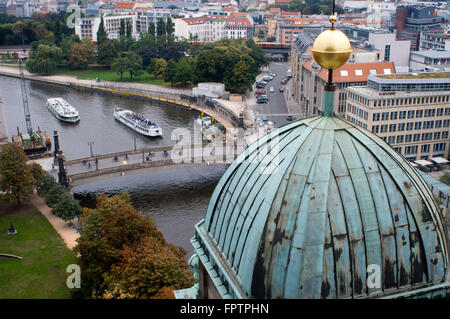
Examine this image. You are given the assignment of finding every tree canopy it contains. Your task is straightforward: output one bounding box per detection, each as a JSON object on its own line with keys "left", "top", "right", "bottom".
{"left": 0, "top": 143, "right": 40, "bottom": 206}
{"left": 73, "top": 193, "right": 194, "bottom": 299}
{"left": 26, "top": 43, "right": 62, "bottom": 75}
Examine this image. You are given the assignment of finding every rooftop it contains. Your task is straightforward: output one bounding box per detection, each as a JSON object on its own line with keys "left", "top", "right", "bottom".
{"left": 377, "top": 72, "right": 450, "bottom": 80}
{"left": 411, "top": 50, "right": 450, "bottom": 59}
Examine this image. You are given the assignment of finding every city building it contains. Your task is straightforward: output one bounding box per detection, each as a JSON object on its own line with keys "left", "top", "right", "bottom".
{"left": 410, "top": 50, "right": 450, "bottom": 72}
{"left": 299, "top": 59, "right": 395, "bottom": 116}
{"left": 136, "top": 10, "right": 172, "bottom": 34}
{"left": 174, "top": 15, "right": 227, "bottom": 41}
{"left": 368, "top": 33, "right": 411, "bottom": 72}
{"left": 395, "top": 4, "right": 444, "bottom": 51}
{"left": 345, "top": 72, "right": 450, "bottom": 162}
{"left": 420, "top": 32, "right": 450, "bottom": 51}
{"left": 224, "top": 12, "right": 254, "bottom": 39}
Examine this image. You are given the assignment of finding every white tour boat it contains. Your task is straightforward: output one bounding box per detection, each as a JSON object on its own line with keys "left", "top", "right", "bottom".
{"left": 113, "top": 107, "right": 162, "bottom": 137}
{"left": 46, "top": 98, "right": 80, "bottom": 123}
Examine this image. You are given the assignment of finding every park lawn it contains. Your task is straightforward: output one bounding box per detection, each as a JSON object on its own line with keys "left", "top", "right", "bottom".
{"left": 0, "top": 203, "right": 78, "bottom": 299}
{"left": 56, "top": 66, "right": 169, "bottom": 85}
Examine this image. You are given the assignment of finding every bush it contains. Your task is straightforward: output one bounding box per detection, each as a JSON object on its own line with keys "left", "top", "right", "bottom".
{"left": 44, "top": 183, "right": 65, "bottom": 208}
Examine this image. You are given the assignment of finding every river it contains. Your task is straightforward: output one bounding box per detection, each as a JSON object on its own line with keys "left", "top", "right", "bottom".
{"left": 0, "top": 75, "right": 226, "bottom": 257}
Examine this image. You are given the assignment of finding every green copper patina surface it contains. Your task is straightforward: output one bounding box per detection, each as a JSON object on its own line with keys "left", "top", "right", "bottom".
{"left": 192, "top": 114, "right": 449, "bottom": 299}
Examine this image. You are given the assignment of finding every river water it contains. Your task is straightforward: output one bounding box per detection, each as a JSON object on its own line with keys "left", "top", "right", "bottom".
{"left": 0, "top": 75, "right": 226, "bottom": 257}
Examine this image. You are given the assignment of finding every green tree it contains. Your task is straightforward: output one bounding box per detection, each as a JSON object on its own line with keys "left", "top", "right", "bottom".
{"left": 73, "top": 193, "right": 193, "bottom": 299}
{"left": 0, "top": 143, "right": 35, "bottom": 206}
{"left": 173, "top": 57, "right": 193, "bottom": 86}
{"left": 26, "top": 44, "right": 62, "bottom": 75}
{"left": 52, "top": 193, "right": 83, "bottom": 222}
{"left": 44, "top": 183, "right": 66, "bottom": 208}
{"left": 111, "top": 51, "right": 143, "bottom": 80}
{"left": 163, "top": 59, "right": 177, "bottom": 85}
{"left": 28, "top": 162, "right": 45, "bottom": 189}
{"left": 119, "top": 19, "right": 126, "bottom": 50}
{"left": 126, "top": 20, "right": 132, "bottom": 39}
{"left": 225, "top": 58, "right": 254, "bottom": 94}
{"left": 126, "top": 51, "right": 143, "bottom": 79}
{"left": 97, "top": 16, "right": 107, "bottom": 46}
{"left": 156, "top": 19, "right": 166, "bottom": 48}
{"left": 53, "top": 18, "right": 63, "bottom": 45}
{"left": 166, "top": 17, "right": 174, "bottom": 45}
{"left": 37, "top": 173, "right": 58, "bottom": 197}
{"left": 68, "top": 37, "right": 95, "bottom": 69}
{"left": 97, "top": 39, "right": 119, "bottom": 66}
{"left": 148, "top": 22, "right": 156, "bottom": 42}
{"left": 148, "top": 58, "right": 167, "bottom": 78}
{"left": 103, "top": 236, "right": 195, "bottom": 298}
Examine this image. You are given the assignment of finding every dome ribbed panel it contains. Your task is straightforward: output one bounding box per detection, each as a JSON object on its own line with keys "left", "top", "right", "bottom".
{"left": 199, "top": 116, "right": 448, "bottom": 299}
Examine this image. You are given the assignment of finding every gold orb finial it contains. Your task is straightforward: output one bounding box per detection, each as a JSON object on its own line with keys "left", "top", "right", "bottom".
{"left": 329, "top": 15, "right": 337, "bottom": 24}
{"left": 312, "top": 29, "right": 352, "bottom": 70}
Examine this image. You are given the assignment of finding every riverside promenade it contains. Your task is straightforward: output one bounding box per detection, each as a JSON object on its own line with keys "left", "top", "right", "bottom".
{"left": 0, "top": 65, "right": 251, "bottom": 131}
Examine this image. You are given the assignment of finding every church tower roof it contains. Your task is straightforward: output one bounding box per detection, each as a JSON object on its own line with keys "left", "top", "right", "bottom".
{"left": 192, "top": 115, "right": 448, "bottom": 298}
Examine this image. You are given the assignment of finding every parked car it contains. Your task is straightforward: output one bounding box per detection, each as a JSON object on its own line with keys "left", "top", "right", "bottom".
{"left": 259, "top": 94, "right": 269, "bottom": 100}
{"left": 263, "top": 76, "right": 272, "bottom": 82}
{"left": 279, "top": 87, "right": 284, "bottom": 92}
{"left": 286, "top": 115, "right": 293, "bottom": 121}
{"left": 268, "top": 73, "right": 276, "bottom": 77}
{"left": 281, "top": 79, "right": 287, "bottom": 85}
{"left": 256, "top": 98, "right": 268, "bottom": 104}
{"left": 256, "top": 83, "right": 265, "bottom": 89}
{"left": 255, "top": 89, "right": 266, "bottom": 95}
{"left": 269, "top": 87, "right": 274, "bottom": 93}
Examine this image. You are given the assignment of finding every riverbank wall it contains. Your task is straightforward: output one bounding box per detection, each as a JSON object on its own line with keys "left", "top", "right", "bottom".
{"left": 0, "top": 67, "right": 249, "bottom": 130}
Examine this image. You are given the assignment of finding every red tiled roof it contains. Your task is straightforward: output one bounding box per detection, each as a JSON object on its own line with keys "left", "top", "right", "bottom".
{"left": 269, "top": 7, "right": 281, "bottom": 12}
{"left": 226, "top": 17, "right": 253, "bottom": 28}
{"left": 304, "top": 60, "right": 396, "bottom": 83}
{"left": 114, "top": 2, "right": 136, "bottom": 9}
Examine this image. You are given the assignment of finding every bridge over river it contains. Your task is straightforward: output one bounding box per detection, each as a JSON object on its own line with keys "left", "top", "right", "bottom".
{"left": 64, "top": 143, "right": 245, "bottom": 187}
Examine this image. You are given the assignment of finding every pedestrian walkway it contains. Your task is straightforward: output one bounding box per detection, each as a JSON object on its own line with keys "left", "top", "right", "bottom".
{"left": 28, "top": 194, "right": 79, "bottom": 250}
{"left": 283, "top": 80, "right": 304, "bottom": 117}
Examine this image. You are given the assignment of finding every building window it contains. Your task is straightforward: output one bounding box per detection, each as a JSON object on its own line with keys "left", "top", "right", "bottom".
{"left": 405, "top": 134, "right": 412, "bottom": 143}
{"left": 414, "top": 134, "right": 421, "bottom": 142}
{"left": 434, "top": 132, "right": 441, "bottom": 140}
{"left": 398, "top": 123, "right": 405, "bottom": 131}
{"left": 390, "top": 112, "right": 397, "bottom": 120}
{"left": 373, "top": 113, "right": 380, "bottom": 121}
{"left": 381, "top": 125, "right": 388, "bottom": 133}
{"left": 388, "top": 136, "right": 395, "bottom": 144}
{"left": 408, "top": 111, "right": 415, "bottom": 119}
{"left": 415, "top": 122, "right": 422, "bottom": 130}
{"left": 384, "top": 45, "right": 391, "bottom": 62}
{"left": 372, "top": 125, "right": 379, "bottom": 134}
{"left": 399, "top": 111, "right": 406, "bottom": 119}
{"left": 421, "top": 144, "right": 430, "bottom": 153}
{"left": 416, "top": 110, "right": 423, "bottom": 118}
{"left": 389, "top": 124, "right": 397, "bottom": 132}
{"left": 397, "top": 135, "right": 404, "bottom": 143}
{"left": 382, "top": 112, "right": 389, "bottom": 121}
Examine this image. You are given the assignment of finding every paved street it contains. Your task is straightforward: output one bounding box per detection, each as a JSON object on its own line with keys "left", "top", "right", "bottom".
{"left": 246, "top": 61, "right": 293, "bottom": 129}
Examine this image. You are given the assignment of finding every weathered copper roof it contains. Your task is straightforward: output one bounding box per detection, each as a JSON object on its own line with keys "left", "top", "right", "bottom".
{"left": 193, "top": 115, "right": 449, "bottom": 299}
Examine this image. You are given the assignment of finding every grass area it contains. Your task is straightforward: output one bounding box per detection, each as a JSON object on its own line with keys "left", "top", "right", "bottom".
{"left": 379, "top": 72, "right": 450, "bottom": 79}
{"left": 0, "top": 203, "right": 78, "bottom": 299}
{"left": 55, "top": 66, "right": 169, "bottom": 85}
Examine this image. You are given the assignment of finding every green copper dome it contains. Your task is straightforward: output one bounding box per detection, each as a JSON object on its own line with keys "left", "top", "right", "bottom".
{"left": 192, "top": 115, "right": 449, "bottom": 299}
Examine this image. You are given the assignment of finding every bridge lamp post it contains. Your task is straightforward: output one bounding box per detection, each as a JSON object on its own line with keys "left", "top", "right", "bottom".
{"left": 133, "top": 135, "right": 137, "bottom": 151}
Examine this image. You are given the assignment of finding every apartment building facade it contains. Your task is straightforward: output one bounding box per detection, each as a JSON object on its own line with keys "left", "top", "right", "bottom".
{"left": 345, "top": 73, "right": 450, "bottom": 161}
{"left": 299, "top": 58, "right": 395, "bottom": 116}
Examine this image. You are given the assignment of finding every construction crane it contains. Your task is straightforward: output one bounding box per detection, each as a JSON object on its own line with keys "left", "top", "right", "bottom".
{"left": 18, "top": 57, "right": 32, "bottom": 137}
{"left": 11, "top": 32, "right": 51, "bottom": 155}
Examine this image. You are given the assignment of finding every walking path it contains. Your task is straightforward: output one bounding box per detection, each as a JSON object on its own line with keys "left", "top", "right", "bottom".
{"left": 28, "top": 194, "right": 79, "bottom": 250}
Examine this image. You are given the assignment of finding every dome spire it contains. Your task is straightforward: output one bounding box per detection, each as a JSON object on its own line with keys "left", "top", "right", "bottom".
{"left": 312, "top": 4, "right": 351, "bottom": 116}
